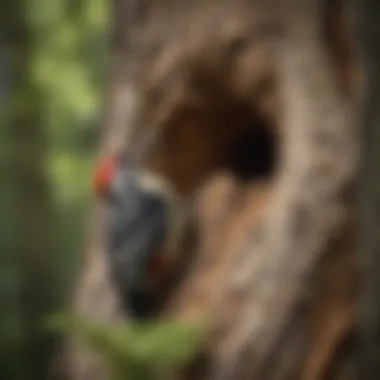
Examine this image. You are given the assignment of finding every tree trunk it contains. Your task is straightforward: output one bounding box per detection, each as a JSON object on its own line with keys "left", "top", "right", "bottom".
{"left": 168, "top": 3, "right": 359, "bottom": 379}
{"left": 64, "top": 1, "right": 364, "bottom": 379}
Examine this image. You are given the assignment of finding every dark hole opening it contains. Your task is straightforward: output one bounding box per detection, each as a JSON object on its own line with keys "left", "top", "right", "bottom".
{"left": 225, "top": 118, "right": 277, "bottom": 182}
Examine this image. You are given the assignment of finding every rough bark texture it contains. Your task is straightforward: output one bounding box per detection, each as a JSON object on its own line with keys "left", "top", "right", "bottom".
{"left": 63, "top": 1, "right": 362, "bottom": 379}
{"left": 168, "top": 3, "right": 359, "bottom": 380}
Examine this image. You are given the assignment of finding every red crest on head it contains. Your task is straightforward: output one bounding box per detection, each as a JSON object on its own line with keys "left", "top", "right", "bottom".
{"left": 93, "top": 155, "right": 117, "bottom": 198}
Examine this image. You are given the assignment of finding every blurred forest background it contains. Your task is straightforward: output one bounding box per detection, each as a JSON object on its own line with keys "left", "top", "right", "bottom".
{"left": 1, "top": 0, "right": 110, "bottom": 378}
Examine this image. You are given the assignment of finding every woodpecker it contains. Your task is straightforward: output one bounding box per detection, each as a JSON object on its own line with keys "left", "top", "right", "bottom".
{"left": 93, "top": 155, "right": 177, "bottom": 318}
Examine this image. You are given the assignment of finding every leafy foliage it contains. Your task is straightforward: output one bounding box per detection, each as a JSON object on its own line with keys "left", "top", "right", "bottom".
{"left": 27, "top": 0, "right": 110, "bottom": 302}
{"left": 1, "top": 0, "right": 109, "bottom": 378}
{"left": 47, "top": 314, "right": 209, "bottom": 380}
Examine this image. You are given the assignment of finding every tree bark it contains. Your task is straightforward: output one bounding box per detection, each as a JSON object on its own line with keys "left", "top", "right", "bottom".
{"left": 168, "top": 3, "right": 359, "bottom": 379}
{"left": 65, "top": 1, "right": 363, "bottom": 379}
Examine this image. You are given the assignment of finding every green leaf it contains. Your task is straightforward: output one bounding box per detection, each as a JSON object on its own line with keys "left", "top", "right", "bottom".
{"left": 129, "top": 319, "right": 209, "bottom": 370}
{"left": 46, "top": 313, "right": 209, "bottom": 380}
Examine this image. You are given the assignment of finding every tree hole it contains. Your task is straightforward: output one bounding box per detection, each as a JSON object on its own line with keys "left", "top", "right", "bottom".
{"left": 225, "top": 117, "right": 277, "bottom": 182}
